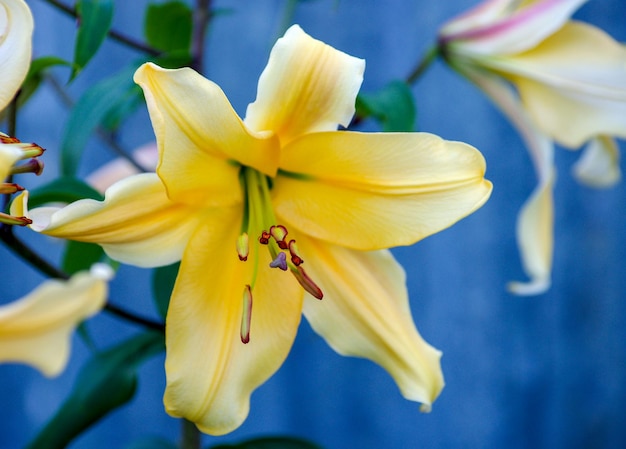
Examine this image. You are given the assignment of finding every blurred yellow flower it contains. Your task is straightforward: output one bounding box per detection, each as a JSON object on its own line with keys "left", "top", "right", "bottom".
{"left": 14, "top": 26, "right": 492, "bottom": 434}
{"left": 0, "top": 265, "right": 110, "bottom": 377}
{"left": 0, "top": 0, "right": 33, "bottom": 111}
{"left": 439, "top": 0, "right": 626, "bottom": 294}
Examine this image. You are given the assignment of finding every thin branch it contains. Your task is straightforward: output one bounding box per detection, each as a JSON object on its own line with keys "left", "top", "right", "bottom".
{"left": 41, "top": 0, "right": 161, "bottom": 56}
{"left": 191, "top": 0, "right": 212, "bottom": 73}
{"left": 0, "top": 227, "right": 165, "bottom": 332}
{"left": 406, "top": 45, "right": 440, "bottom": 85}
{"left": 45, "top": 73, "right": 148, "bottom": 173}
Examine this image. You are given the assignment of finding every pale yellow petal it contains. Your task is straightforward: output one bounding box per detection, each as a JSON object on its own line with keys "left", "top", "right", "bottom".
{"left": 0, "top": 143, "right": 22, "bottom": 179}
{"left": 15, "top": 174, "right": 204, "bottom": 268}
{"left": 507, "top": 172, "right": 555, "bottom": 295}
{"left": 572, "top": 136, "right": 621, "bottom": 188}
{"left": 486, "top": 22, "right": 626, "bottom": 147}
{"left": 0, "top": 268, "right": 108, "bottom": 376}
{"left": 296, "top": 235, "right": 443, "bottom": 407}
{"left": 134, "top": 63, "right": 280, "bottom": 201}
{"left": 273, "top": 132, "right": 492, "bottom": 250}
{"left": 0, "top": 0, "right": 33, "bottom": 111}
{"left": 441, "top": 0, "right": 586, "bottom": 55}
{"left": 245, "top": 25, "right": 365, "bottom": 145}
{"left": 164, "top": 206, "right": 303, "bottom": 435}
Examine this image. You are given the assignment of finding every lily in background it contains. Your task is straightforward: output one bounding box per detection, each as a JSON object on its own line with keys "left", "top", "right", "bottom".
{"left": 438, "top": 0, "right": 626, "bottom": 294}
{"left": 13, "top": 25, "right": 492, "bottom": 434}
{"left": 0, "top": 265, "right": 110, "bottom": 377}
{"left": 0, "top": 0, "right": 33, "bottom": 111}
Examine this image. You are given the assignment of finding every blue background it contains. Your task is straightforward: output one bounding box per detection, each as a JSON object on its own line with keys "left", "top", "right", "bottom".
{"left": 1, "top": 0, "right": 625, "bottom": 448}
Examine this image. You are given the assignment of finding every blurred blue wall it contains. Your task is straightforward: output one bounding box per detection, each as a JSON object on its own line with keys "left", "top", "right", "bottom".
{"left": 1, "top": 0, "right": 625, "bottom": 448}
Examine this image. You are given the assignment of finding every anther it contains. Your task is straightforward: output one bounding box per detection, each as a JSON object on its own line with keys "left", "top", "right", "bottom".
{"left": 292, "top": 266, "right": 323, "bottom": 300}
{"left": 288, "top": 240, "right": 304, "bottom": 266}
{"left": 269, "top": 252, "right": 288, "bottom": 271}
{"left": 237, "top": 233, "right": 249, "bottom": 261}
{"left": 0, "top": 212, "right": 32, "bottom": 226}
{"left": 10, "top": 158, "right": 44, "bottom": 176}
{"left": 240, "top": 285, "right": 253, "bottom": 344}
{"left": 0, "top": 183, "right": 24, "bottom": 195}
{"left": 259, "top": 230, "right": 271, "bottom": 244}
{"left": 270, "top": 225, "right": 289, "bottom": 249}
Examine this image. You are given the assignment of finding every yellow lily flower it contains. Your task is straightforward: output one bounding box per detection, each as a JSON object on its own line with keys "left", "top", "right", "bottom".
{"left": 438, "top": 0, "right": 626, "bottom": 294}
{"left": 14, "top": 25, "right": 492, "bottom": 434}
{"left": 0, "top": 0, "right": 34, "bottom": 111}
{"left": 0, "top": 265, "right": 110, "bottom": 377}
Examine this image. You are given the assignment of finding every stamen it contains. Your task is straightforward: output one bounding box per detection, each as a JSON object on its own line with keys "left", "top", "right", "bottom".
{"left": 270, "top": 225, "right": 289, "bottom": 249}
{"left": 240, "top": 285, "right": 253, "bottom": 344}
{"left": 288, "top": 240, "right": 304, "bottom": 266}
{"left": 269, "top": 252, "right": 288, "bottom": 271}
{"left": 237, "top": 233, "right": 249, "bottom": 261}
{"left": 0, "top": 212, "right": 32, "bottom": 226}
{"left": 0, "top": 183, "right": 24, "bottom": 194}
{"left": 292, "top": 266, "right": 323, "bottom": 300}
{"left": 259, "top": 230, "right": 271, "bottom": 244}
{"left": 10, "top": 158, "right": 44, "bottom": 176}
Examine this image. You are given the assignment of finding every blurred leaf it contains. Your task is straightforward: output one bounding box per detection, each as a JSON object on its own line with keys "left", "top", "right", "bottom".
{"left": 211, "top": 437, "right": 325, "bottom": 449}
{"left": 60, "top": 64, "right": 140, "bottom": 176}
{"left": 26, "top": 332, "right": 165, "bottom": 449}
{"left": 62, "top": 240, "right": 105, "bottom": 275}
{"left": 21, "top": 56, "right": 71, "bottom": 104}
{"left": 152, "top": 49, "right": 194, "bottom": 69}
{"left": 356, "top": 80, "right": 416, "bottom": 132}
{"left": 144, "top": 1, "right": 192, "bottom": 53}
{"left": 27, "top": 176, "right": 104, "bottom": 208}
{"left": 151, "top": 262, "right": 179, "bottom": 319}
{"left": 72, "top": 0, "right": 114, "bottom": 79}
{"left": 126, "top": 437, "right": 178, "bottom": 449}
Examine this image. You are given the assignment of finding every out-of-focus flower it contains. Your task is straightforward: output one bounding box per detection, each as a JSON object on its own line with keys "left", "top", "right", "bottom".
{"left": 0, "top": 264, "right": 111, "bottom": 377}
{"left": 0, "top": 133, "right": 44, "bottom": 225}
{"left": 14, "top": 25, "right": 492, "bottom": 434}
{"left": 0, "top": 0, "right": 34, "bottom": 110}
{"left": 438, "top": 0, "right": 626, "bottom": 294}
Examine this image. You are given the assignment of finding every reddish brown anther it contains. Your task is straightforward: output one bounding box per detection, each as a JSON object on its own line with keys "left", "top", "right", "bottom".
{"left": 259, "top": 231, "right": 271, "bottom": 244}
{"left": 0, "top": 183, "right": 24, "bottom": 194}
{"left": 288, "top": 240, "right": 303, "bottom": 266}
{"left": 293, "top": 266, "right": 323, "bottom": 300}
{"left": 270, "top": 225, "right": 289, "bottom": 249}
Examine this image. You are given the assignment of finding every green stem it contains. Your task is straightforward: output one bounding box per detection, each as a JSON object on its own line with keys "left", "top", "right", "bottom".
{"left": 406, "top": 45, "right": 440, "bottom": 85}
{"left": 180, "top": 419, "right": 201, "bottom": 449}
{"left": 41, "top": 0, "right": 161, "bottom": 56}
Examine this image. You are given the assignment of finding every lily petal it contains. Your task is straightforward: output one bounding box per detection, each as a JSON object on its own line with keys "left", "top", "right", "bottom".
{"left": 488, "top": 22, "right": 626, "bottom": 147}
{"left": 441, "top": 0, "right": 587, "bottom": 55}
{"left": 0, "top": 267, "right": 108, "bottom": 377}
{"left": 466, "top": 67, "right": 556, "bottom": 295}
{"left": 245, "top": 25, "right": 365, "bottom": 145}
{"left": 572, "top": 136, "right": 621, "bottom": 188}
{"left": 507, "top": 173, "right": 554, "bottom": 295}
{"left": 134, "top": 63, "right": 280, "bottom": 196}
{"left": 439, "top": 0, "right": 515, "bottom": 38}
{"left": 14, "top": 174, "right": 203, "bottom": 267}
{"left": 296, "top": 235, "right": 444, "bottom": 408}
{"left": 0, "top": 143, "right": 23, "bottom": 179}
{"left": 164, "top": 206, "right": 303, "bottom": 435}
{"left": 273, "top": 131, "right": 492, "bottom": 250}
{"left": 0, "top": 0, "right": 33, "bottom": 111}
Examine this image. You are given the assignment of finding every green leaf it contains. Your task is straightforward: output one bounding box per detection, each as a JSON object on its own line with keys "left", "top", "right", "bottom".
{"left": 144, "top": 1, "right": 192, "bottom": 53}
{"left": 62, "top": 240, "right": 105, "bottom": 275}
{"left": 73, "top": 0, "right": 114, "bottom": 79}
{"left": 22, "top": 56, "right": 71, "bottom": 103}
{"left": 356, "top": 80, "right": 416, "bottom": 132}
{"left": 60, "top": 65, "right": 140, "bottom": 176}
{"left": 151, "top": 262, "right": 180, "bottom": 319}
{"left": 27, "top": 176, "right": 104, "bottom": 209}
{"left": 126, "top": 437, "right": 178, "bottom": 449}
{"left": 210, "top": 437, "right": 325, "bottom": 449}
{"left": 26, "top": 332, "right": 165, "bottom": 449}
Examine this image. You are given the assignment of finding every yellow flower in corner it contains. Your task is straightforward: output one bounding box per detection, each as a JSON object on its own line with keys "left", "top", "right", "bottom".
{"left": 14, "top": 26, "right": 492, "bottom": 434}
{"left": 0, "top": 265, "right": 110, "bottom": 377}
{"left": 0, "top": 0, "right": 34, "bottom": 110}
{"left": 438, "top": 0, "right": 626, "bottom": 294}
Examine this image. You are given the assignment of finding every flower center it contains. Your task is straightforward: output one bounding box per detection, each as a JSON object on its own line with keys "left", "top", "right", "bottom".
{"left": 236, "top": 166, "right": 323, "bottom": 344}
